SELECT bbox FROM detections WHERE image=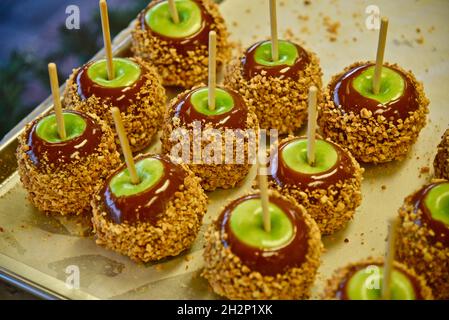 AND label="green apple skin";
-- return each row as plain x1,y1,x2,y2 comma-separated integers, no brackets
190,87,234,116
110,158,165,197
87,58,141,88
36,112,87,143
352,65,405,104
229,198,294,249
145,0,202,39
346,266,416,300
